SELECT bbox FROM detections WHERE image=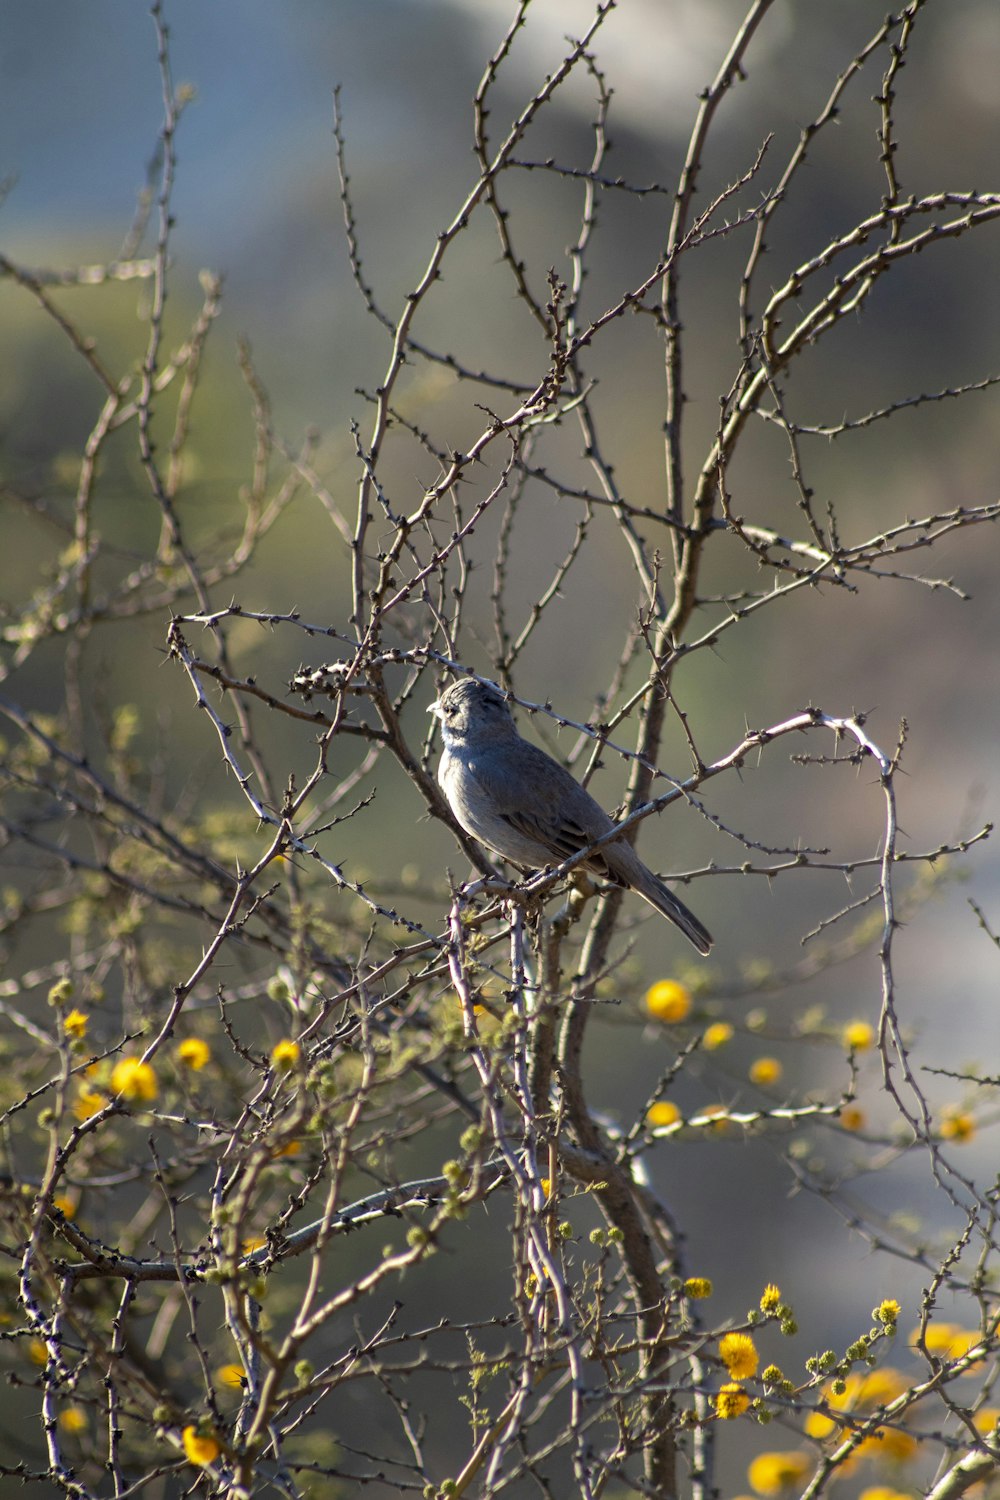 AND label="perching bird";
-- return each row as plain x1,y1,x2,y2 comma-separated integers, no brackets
430,678,712,954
